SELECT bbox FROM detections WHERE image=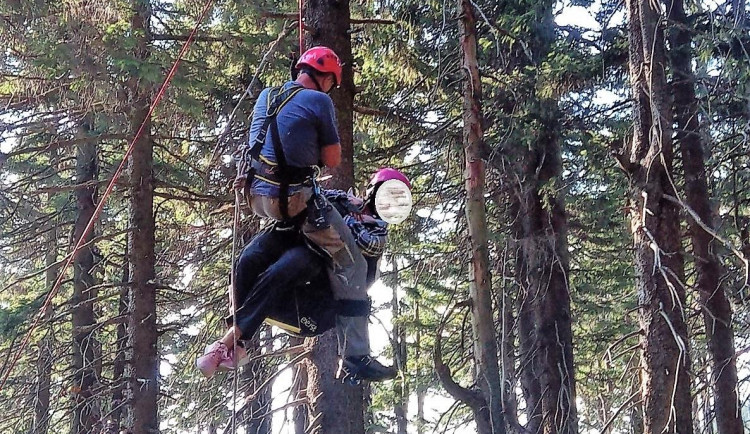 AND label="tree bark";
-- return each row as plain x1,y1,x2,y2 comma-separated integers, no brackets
518,100,578,434
624,0,693,432
667,1,743,432
126,1,158,432
492,2,577,432
33,229,57,434
111,241,129,431
305,336,366,434
415,303,426,434
518,286,542,433
303,1,365,433
458,1,505,432
72,121,101,434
